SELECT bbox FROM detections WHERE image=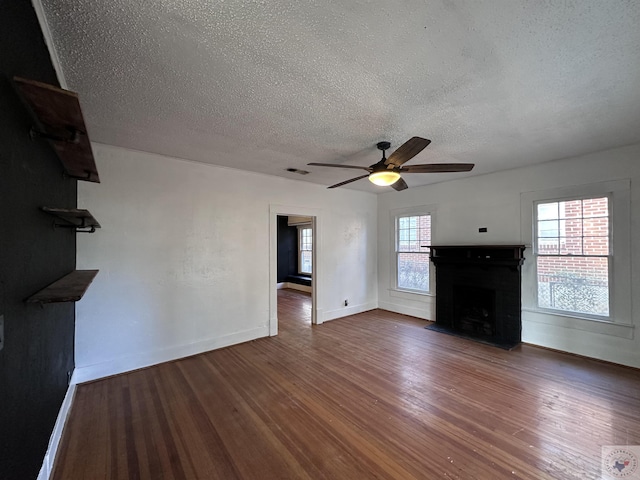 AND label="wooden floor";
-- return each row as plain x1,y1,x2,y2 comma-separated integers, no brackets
53,289,640,479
